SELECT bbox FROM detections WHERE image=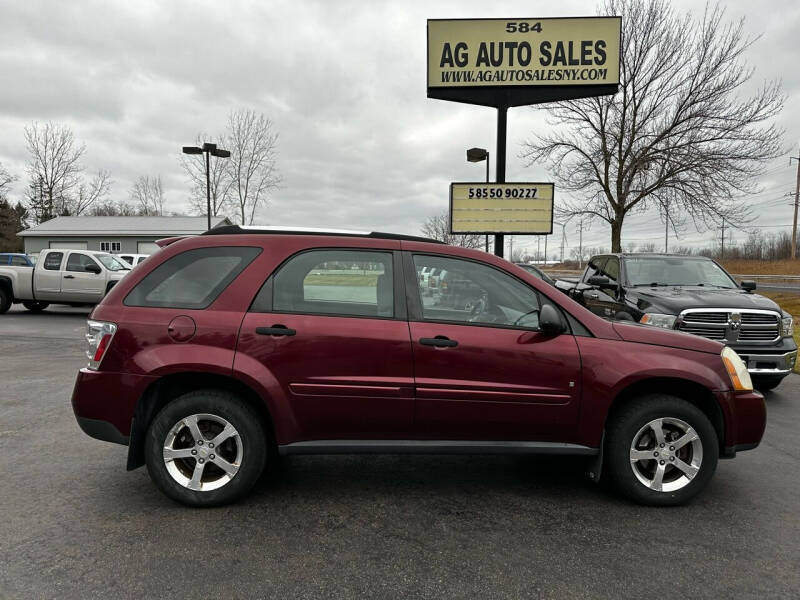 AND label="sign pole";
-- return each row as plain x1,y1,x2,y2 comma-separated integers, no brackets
495,104,507,258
